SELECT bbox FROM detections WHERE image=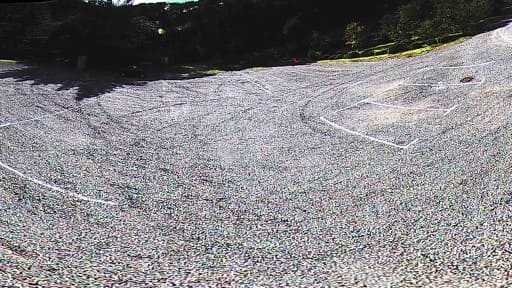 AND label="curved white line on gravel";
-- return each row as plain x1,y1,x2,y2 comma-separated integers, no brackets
0,160,117,206
327,98,372,116
400,62,492,87
443,104,459,115
437,61,494,69
400,79,485,87
476,77,486,88
493,24,512,45
318,71,392,116
364,100,458,115
449,79,486,86
320,116,419,149
242,72,274,96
